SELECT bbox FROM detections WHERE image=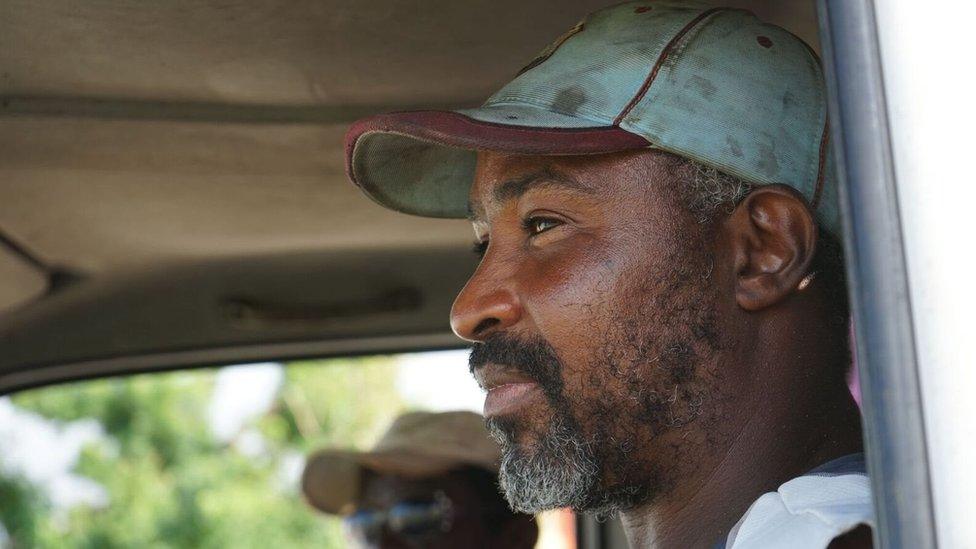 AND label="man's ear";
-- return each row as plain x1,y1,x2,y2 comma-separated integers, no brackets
725,184,817,311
